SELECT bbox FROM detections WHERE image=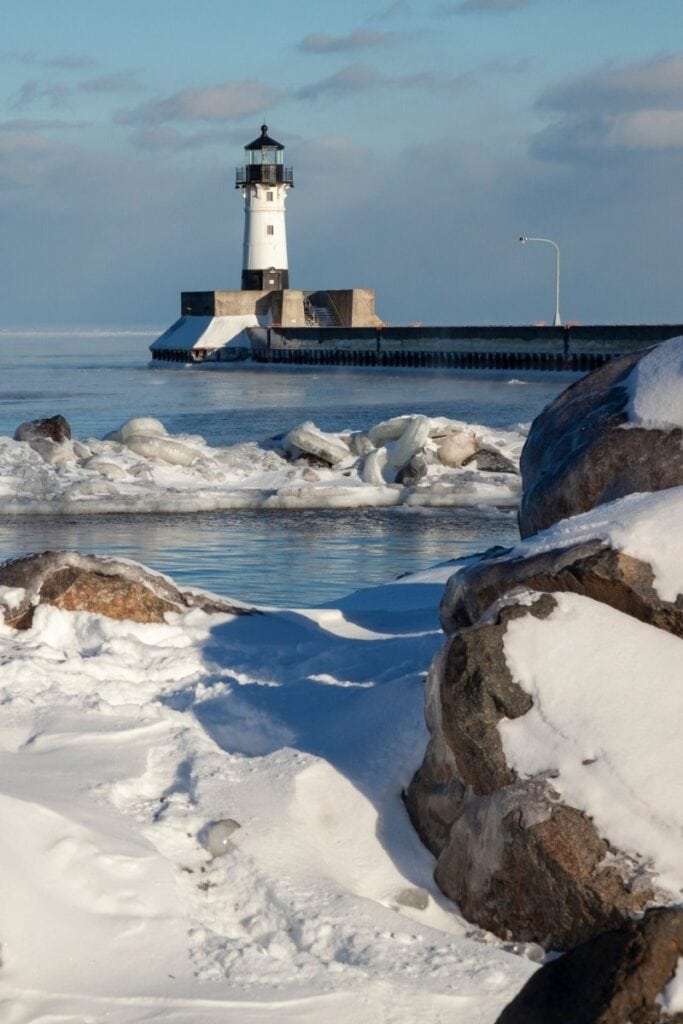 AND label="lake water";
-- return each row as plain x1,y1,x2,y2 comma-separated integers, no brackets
0,329,572,605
